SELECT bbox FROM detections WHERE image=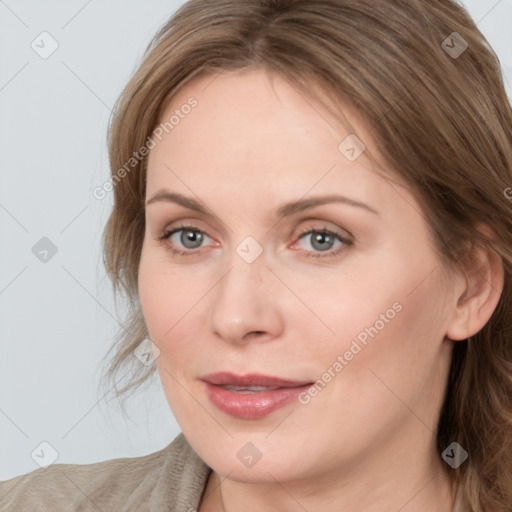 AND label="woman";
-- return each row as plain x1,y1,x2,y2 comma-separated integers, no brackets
1,0,511,510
